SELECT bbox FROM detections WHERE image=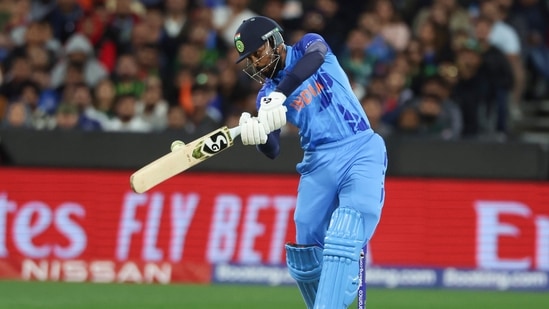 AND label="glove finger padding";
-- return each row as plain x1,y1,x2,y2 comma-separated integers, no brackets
239,112,252,126
254,120,268,144
241,117,267,145
258,105,287,133
274,106,287,130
